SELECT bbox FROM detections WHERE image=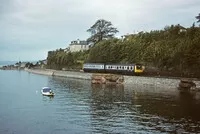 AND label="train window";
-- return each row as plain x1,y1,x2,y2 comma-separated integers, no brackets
111,66,112,69
122,66,124,69
136,65,142,70
130,67,133,70
127,67,129,70
117,66,118,69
